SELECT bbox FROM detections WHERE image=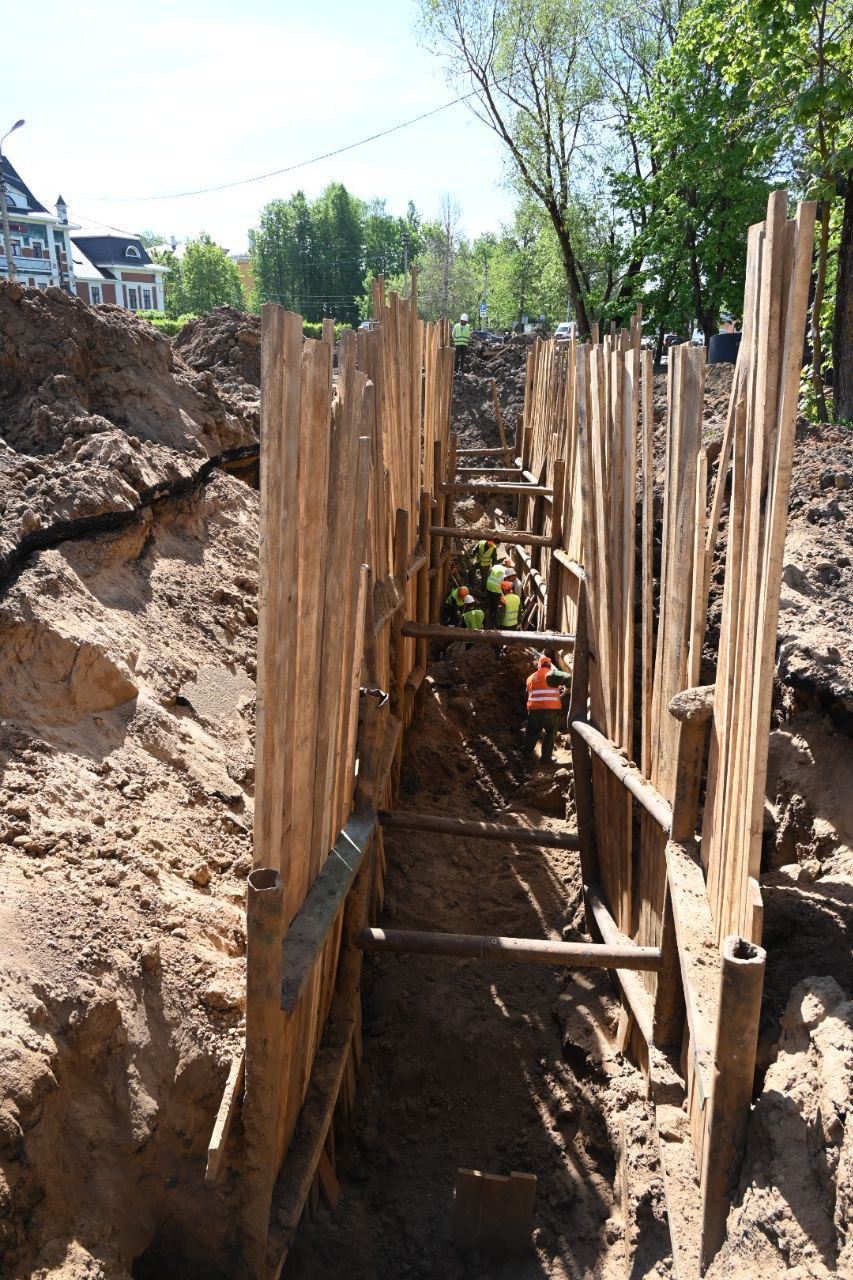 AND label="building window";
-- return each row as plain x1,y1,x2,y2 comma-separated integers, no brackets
142,288,151,309
125,245,141,259
11,239,21,255
28,277,35,287
127,287,139,309
91,286,101,304
31,241,43,259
